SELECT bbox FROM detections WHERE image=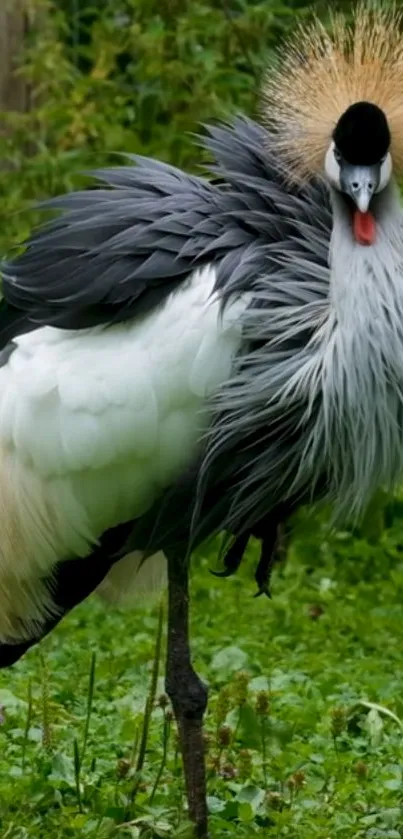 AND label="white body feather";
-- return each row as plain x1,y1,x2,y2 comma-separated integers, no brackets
0,265,246,641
